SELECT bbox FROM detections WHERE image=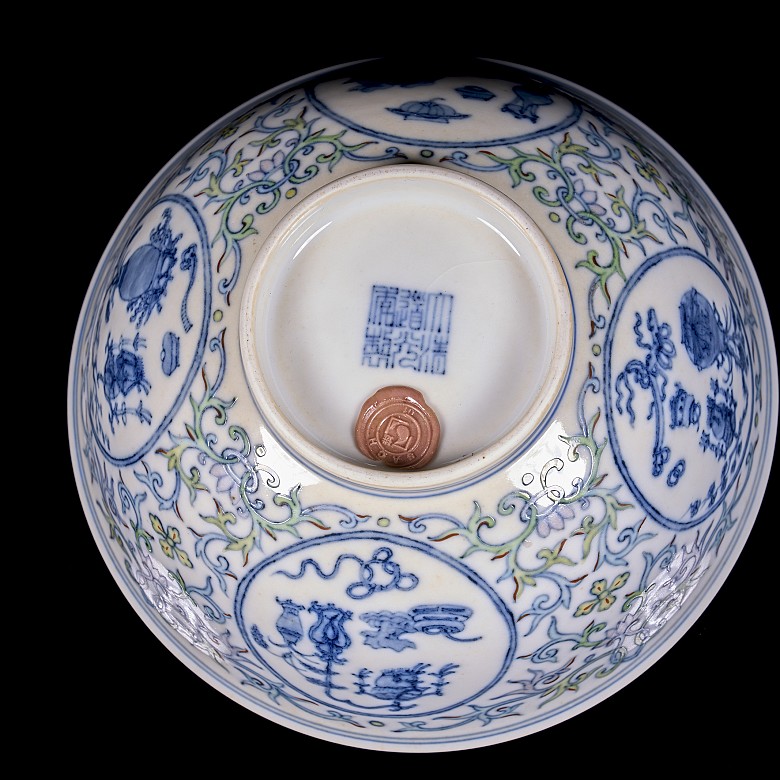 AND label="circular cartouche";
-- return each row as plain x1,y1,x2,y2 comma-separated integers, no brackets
354,386,440,469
